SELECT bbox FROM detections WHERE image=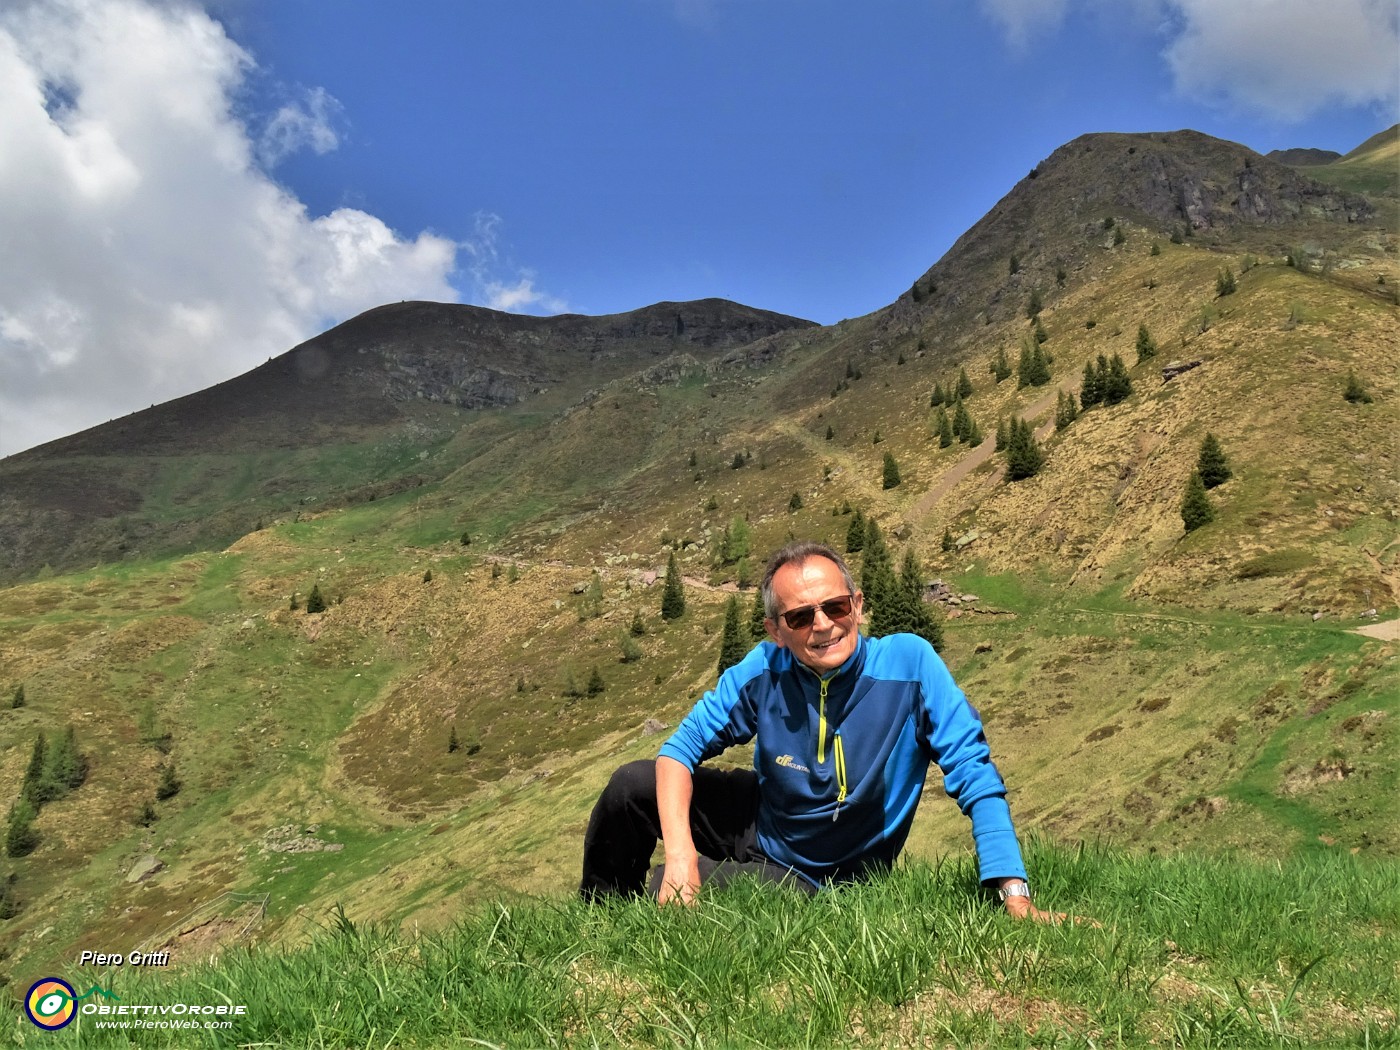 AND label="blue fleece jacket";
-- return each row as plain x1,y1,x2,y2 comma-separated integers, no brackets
659,633,1027,886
